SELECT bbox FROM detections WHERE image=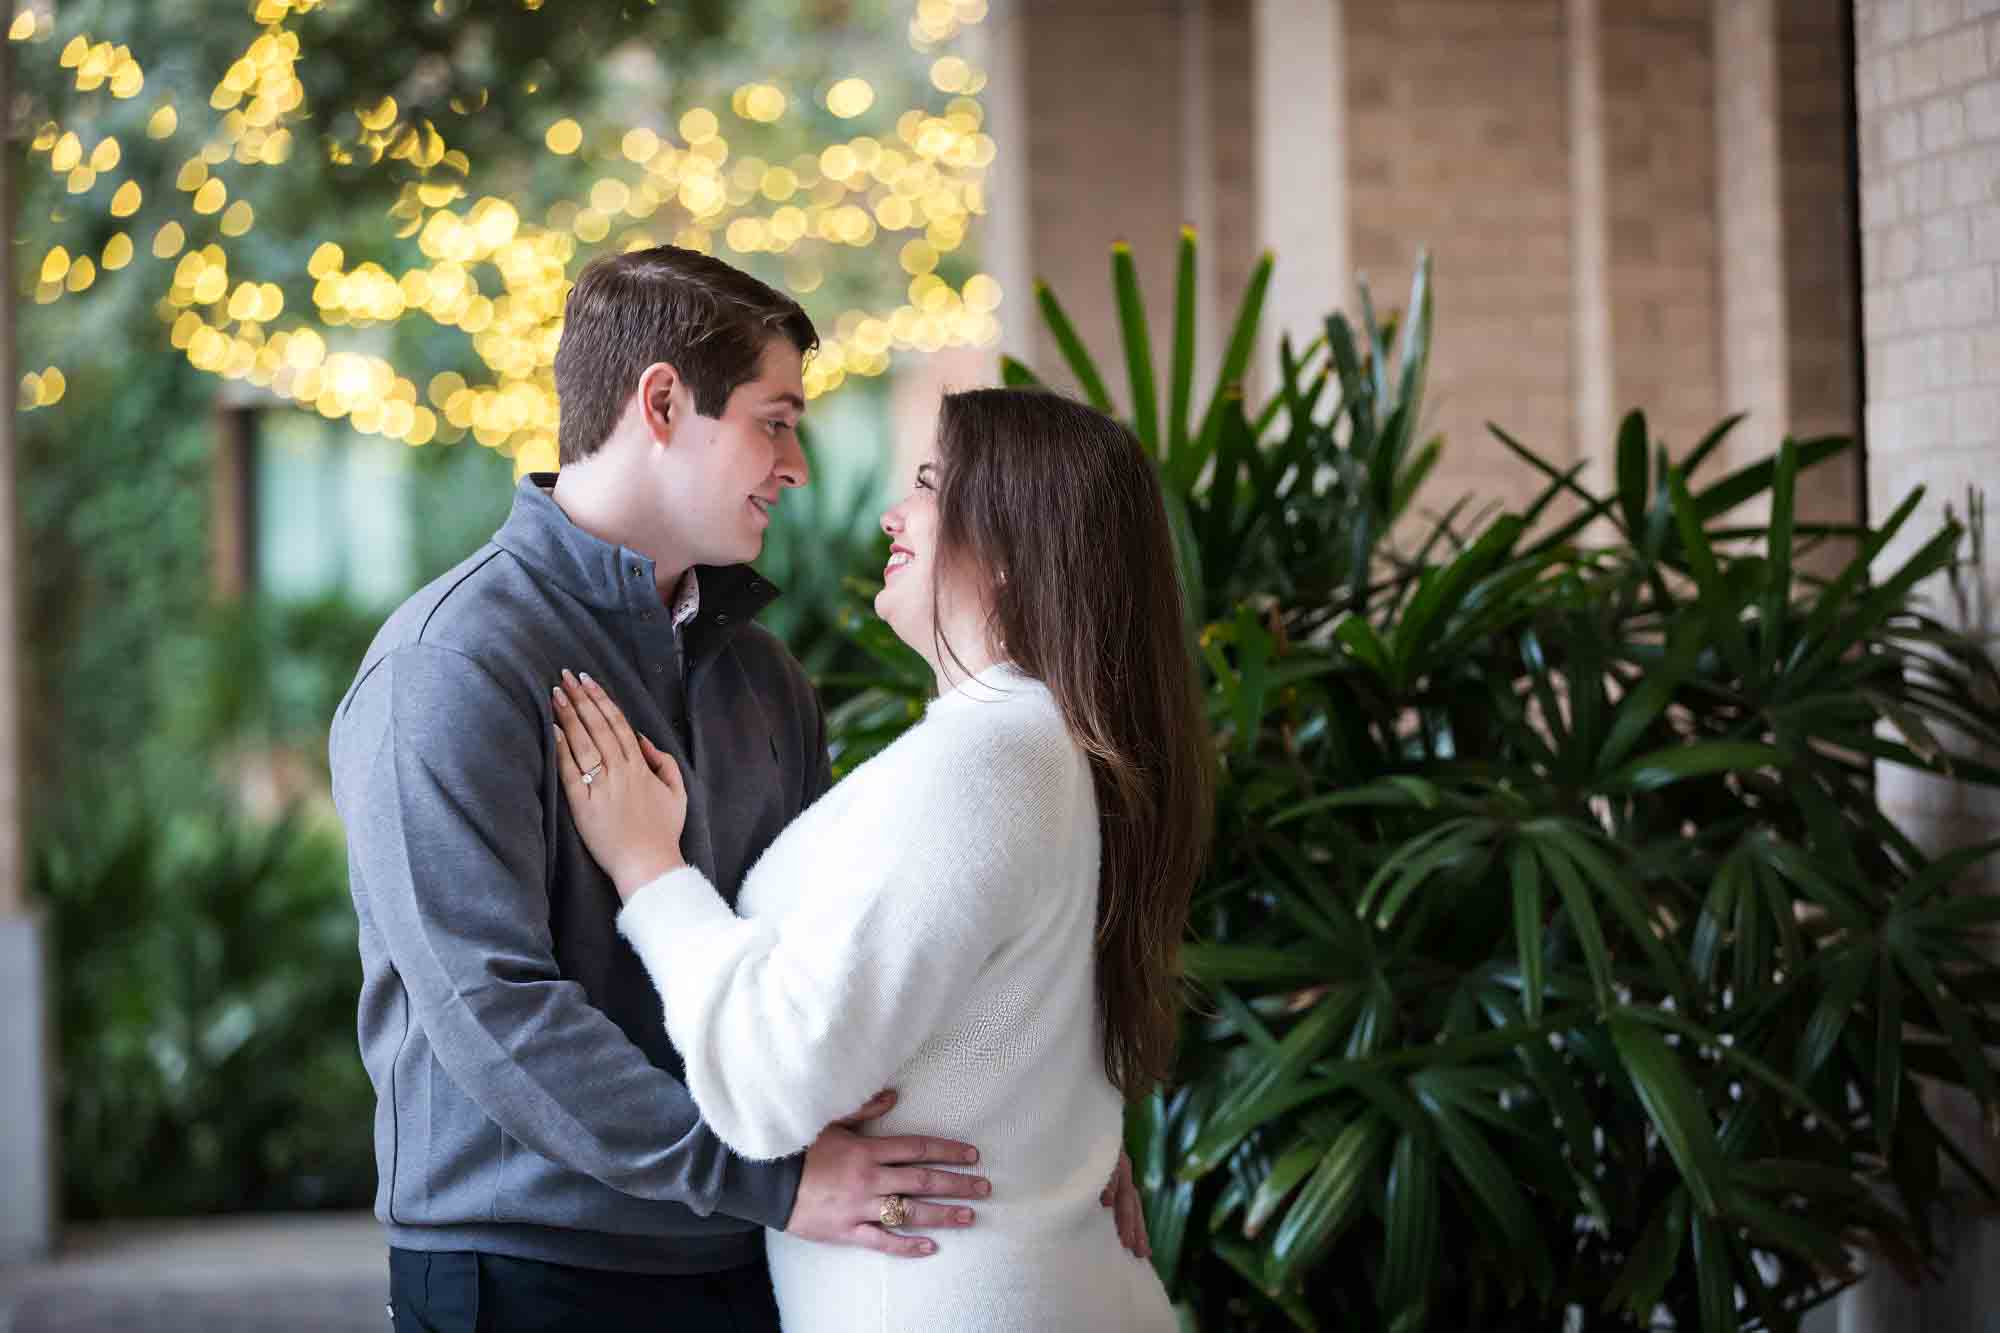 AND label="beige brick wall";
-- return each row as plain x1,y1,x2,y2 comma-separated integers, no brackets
1856,0,2000,899
993,0,1861,548
1347,0,1575,522
1000,0,1259,422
